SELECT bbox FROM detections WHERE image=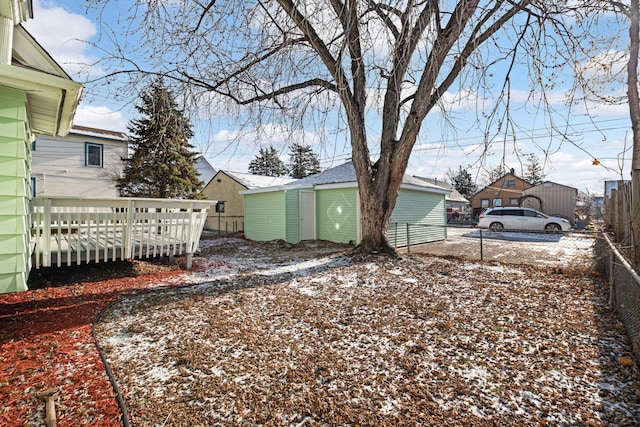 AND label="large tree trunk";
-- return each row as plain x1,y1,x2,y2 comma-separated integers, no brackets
351,135,412,256
629,0,640,262
359,191,394,254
